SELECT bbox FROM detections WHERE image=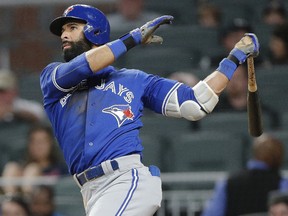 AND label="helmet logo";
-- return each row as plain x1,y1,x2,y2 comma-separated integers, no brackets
85,24,93,32
63,6,74,16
